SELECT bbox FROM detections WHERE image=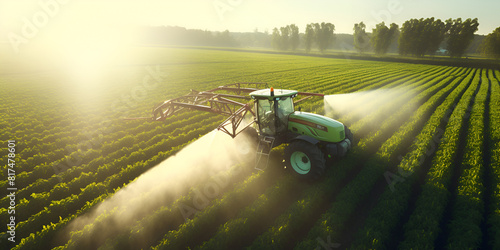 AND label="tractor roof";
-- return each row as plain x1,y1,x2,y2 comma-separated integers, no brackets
250,89,298,100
